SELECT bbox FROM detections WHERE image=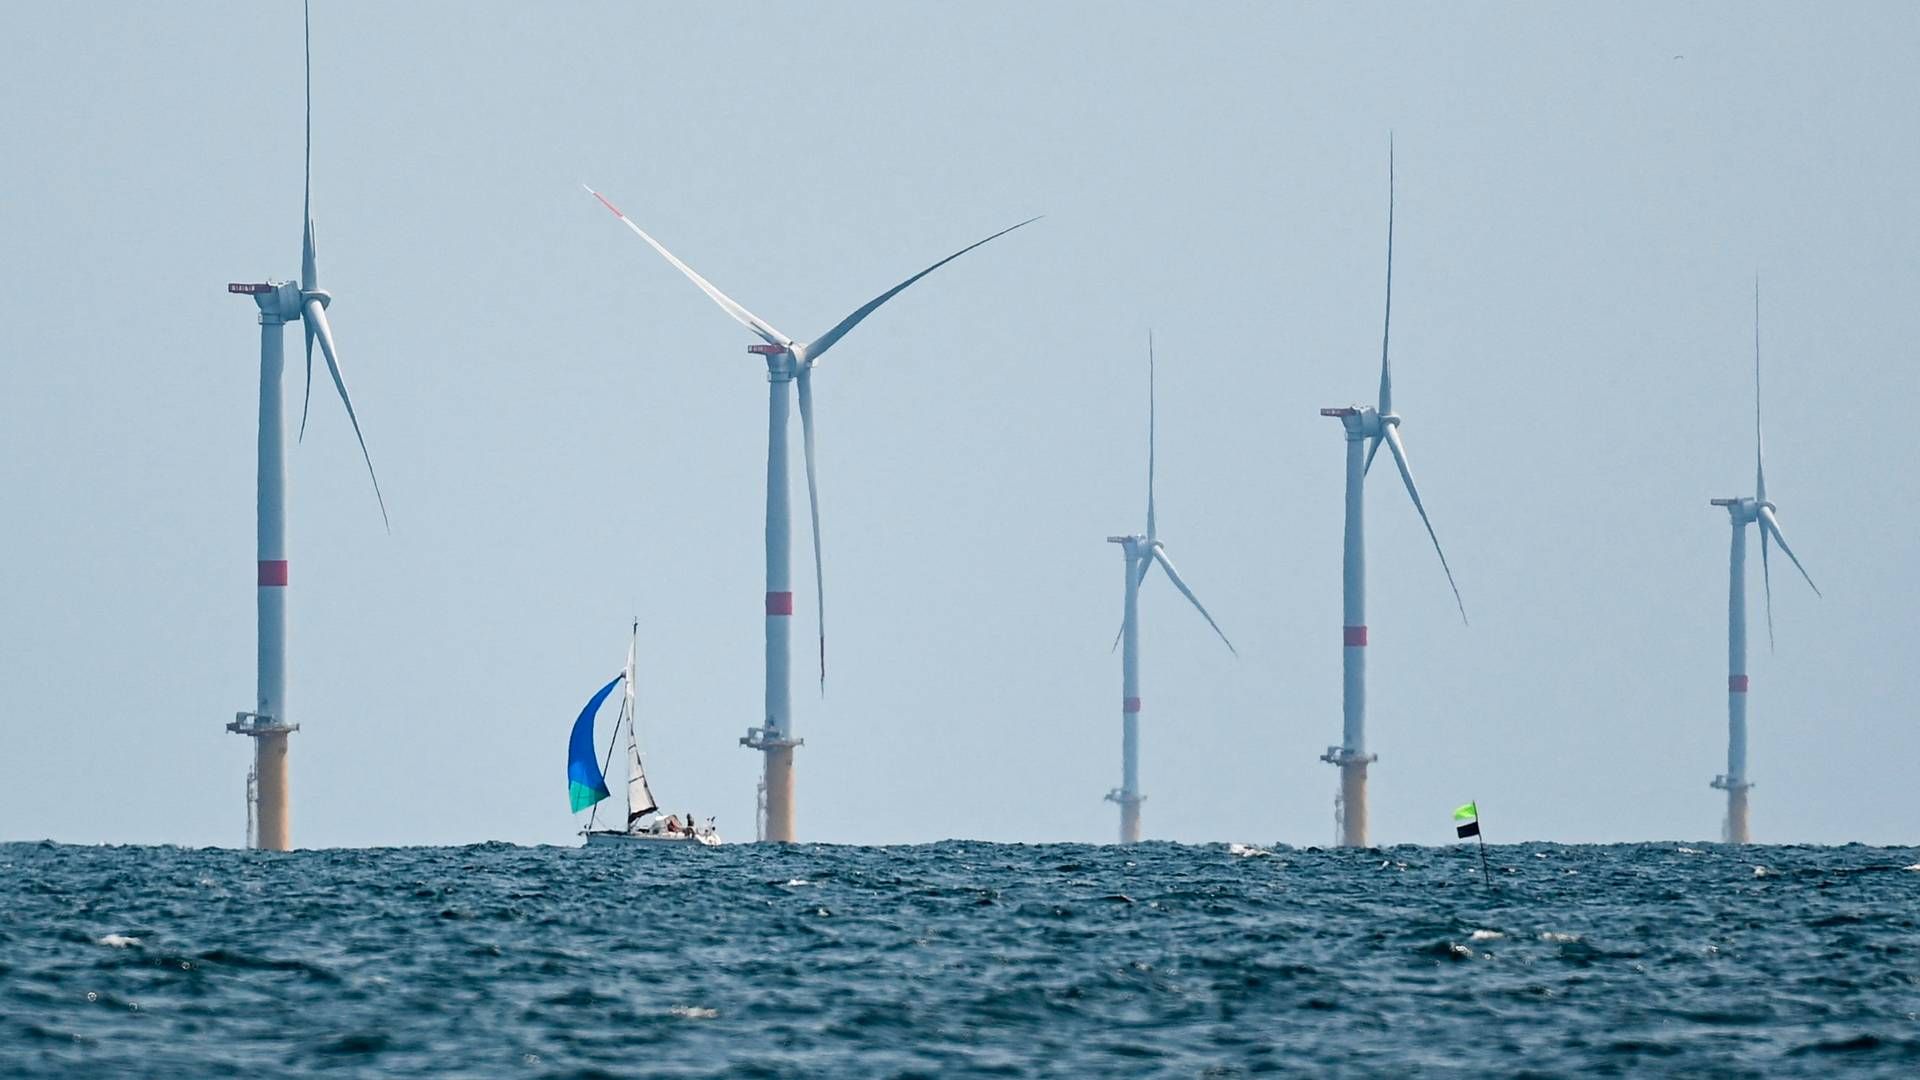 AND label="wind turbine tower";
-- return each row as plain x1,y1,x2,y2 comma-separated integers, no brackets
587,190,1035,841
1105,337,1236,843
225,1,388,851
1318,145,1467,847
1709,281,1820,844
